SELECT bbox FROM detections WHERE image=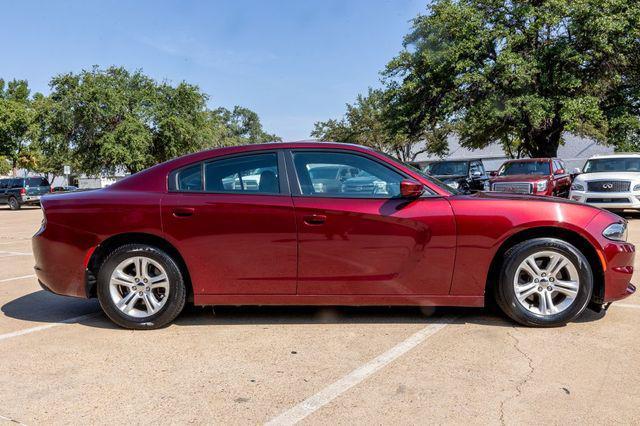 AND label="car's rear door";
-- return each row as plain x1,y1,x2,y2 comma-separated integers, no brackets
161,151,298,295
0,179,8,204
287,149,456,296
